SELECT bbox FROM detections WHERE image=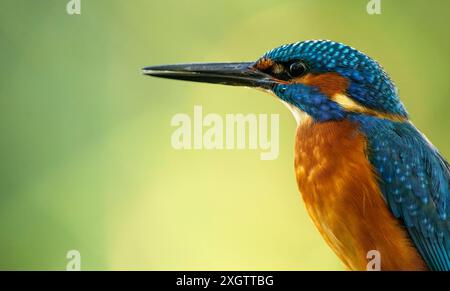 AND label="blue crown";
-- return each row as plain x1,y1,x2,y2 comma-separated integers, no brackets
265,40,408,117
